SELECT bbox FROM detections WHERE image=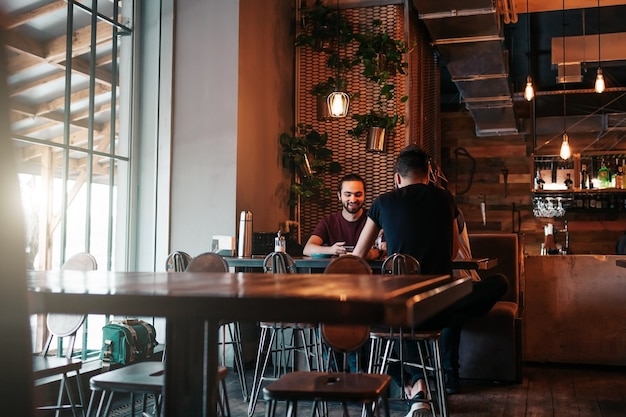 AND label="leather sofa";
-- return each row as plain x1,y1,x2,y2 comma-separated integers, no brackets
458,233,524,383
